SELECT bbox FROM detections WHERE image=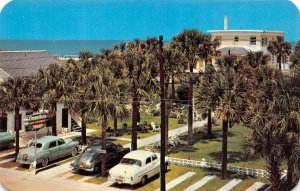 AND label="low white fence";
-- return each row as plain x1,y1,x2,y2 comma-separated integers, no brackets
168,157,269,178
